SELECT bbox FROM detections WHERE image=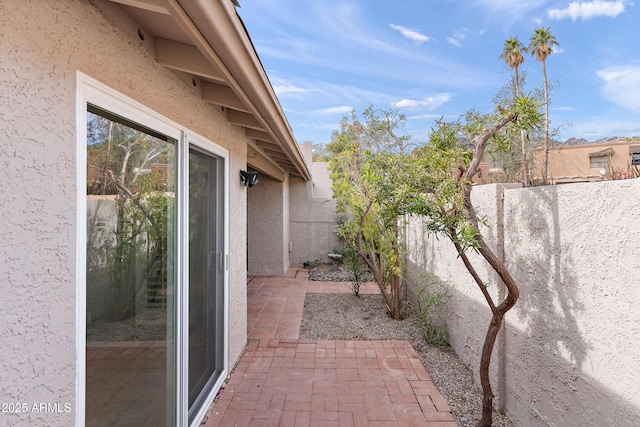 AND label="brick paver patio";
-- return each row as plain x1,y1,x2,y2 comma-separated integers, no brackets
203,267,456,427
